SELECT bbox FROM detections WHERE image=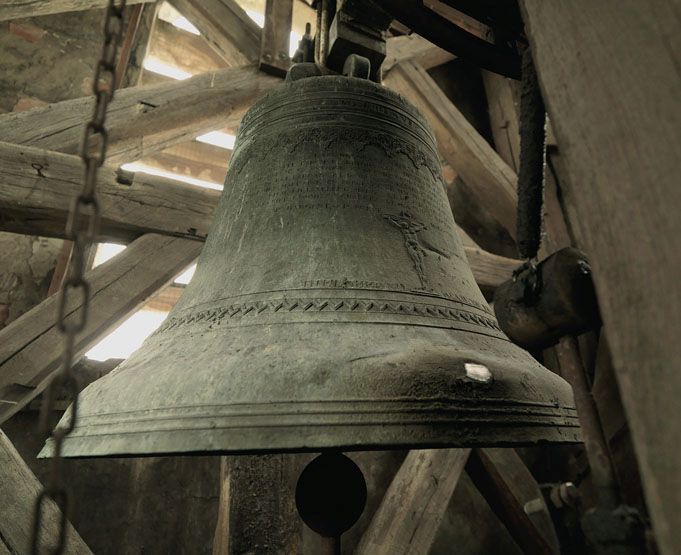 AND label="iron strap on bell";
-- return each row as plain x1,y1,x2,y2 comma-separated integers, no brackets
42,65,579,459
